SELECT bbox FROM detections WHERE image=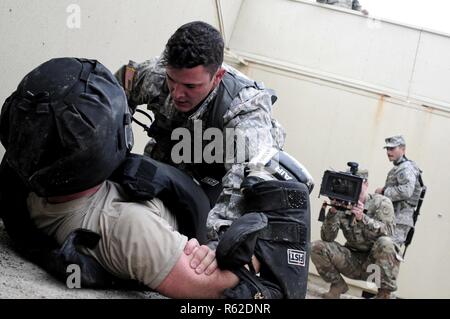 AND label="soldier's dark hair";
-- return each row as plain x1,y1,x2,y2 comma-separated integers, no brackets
162,21,224,77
